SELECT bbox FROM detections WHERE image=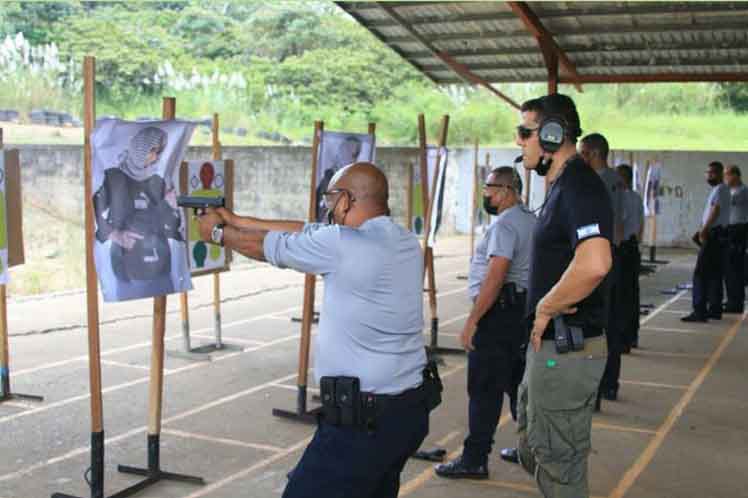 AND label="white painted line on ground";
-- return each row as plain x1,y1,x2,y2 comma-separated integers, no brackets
180,437,313,498
640,291,687,326
0,401,34,409
0,372,298,483
12,305,301,378
399,413,512,496
620,380,688,390
270,383,320,394
641,326,700,334
162,429,285,453
609,312,747,498
0,278,472,483
191,334,266,346
0,333,302,427
101,359,153,372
